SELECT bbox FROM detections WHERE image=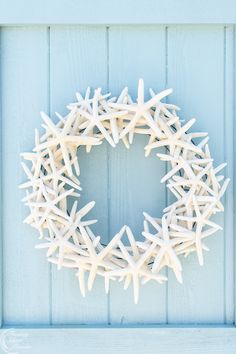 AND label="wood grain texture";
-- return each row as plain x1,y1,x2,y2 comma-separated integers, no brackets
0,29,3,327
223,26,234,324
49,25,109,324
1,0,236,24
3,327,236,354
1,27,50,324
0,24,235,333
108,26,167,324
167,25,233,323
